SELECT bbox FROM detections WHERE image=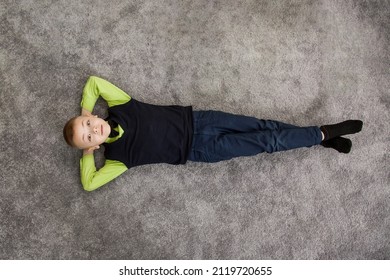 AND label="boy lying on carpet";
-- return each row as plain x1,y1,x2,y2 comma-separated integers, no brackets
63,76,363,191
